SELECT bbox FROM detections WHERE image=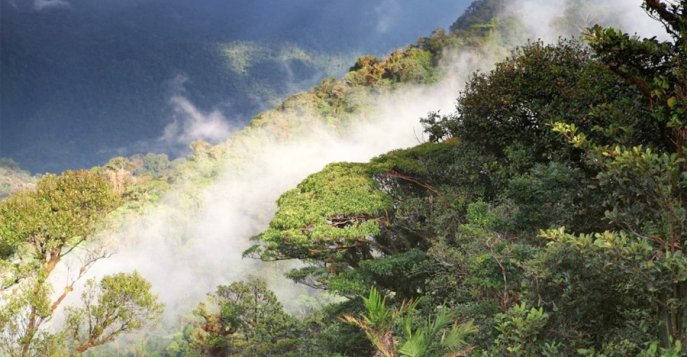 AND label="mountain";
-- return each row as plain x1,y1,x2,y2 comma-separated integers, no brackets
2,0,685,355
0,158,35,199
0,0,471,172
0,1,504,353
